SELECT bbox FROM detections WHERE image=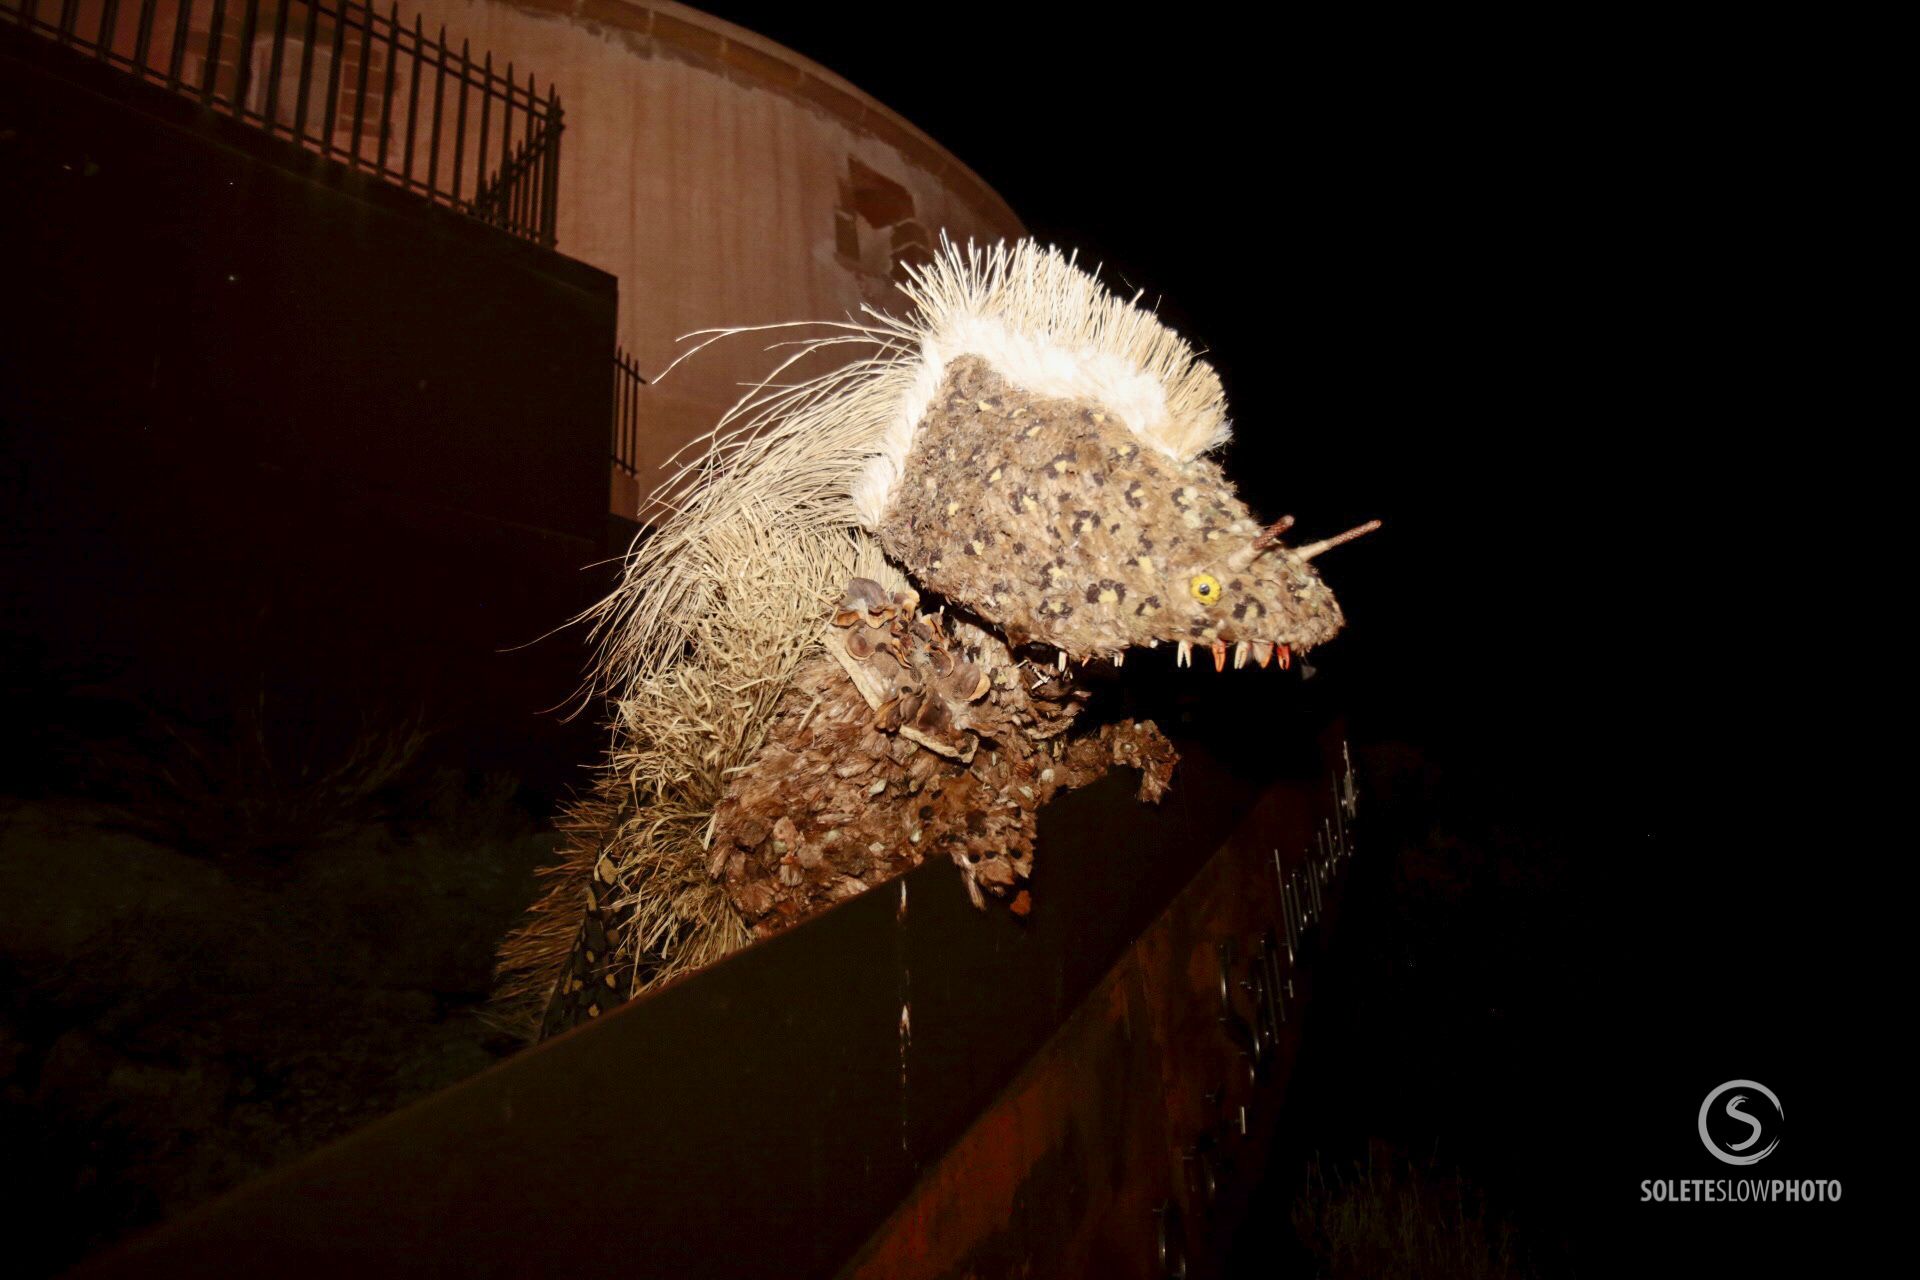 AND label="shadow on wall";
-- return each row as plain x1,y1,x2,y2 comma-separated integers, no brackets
837,156,936,308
